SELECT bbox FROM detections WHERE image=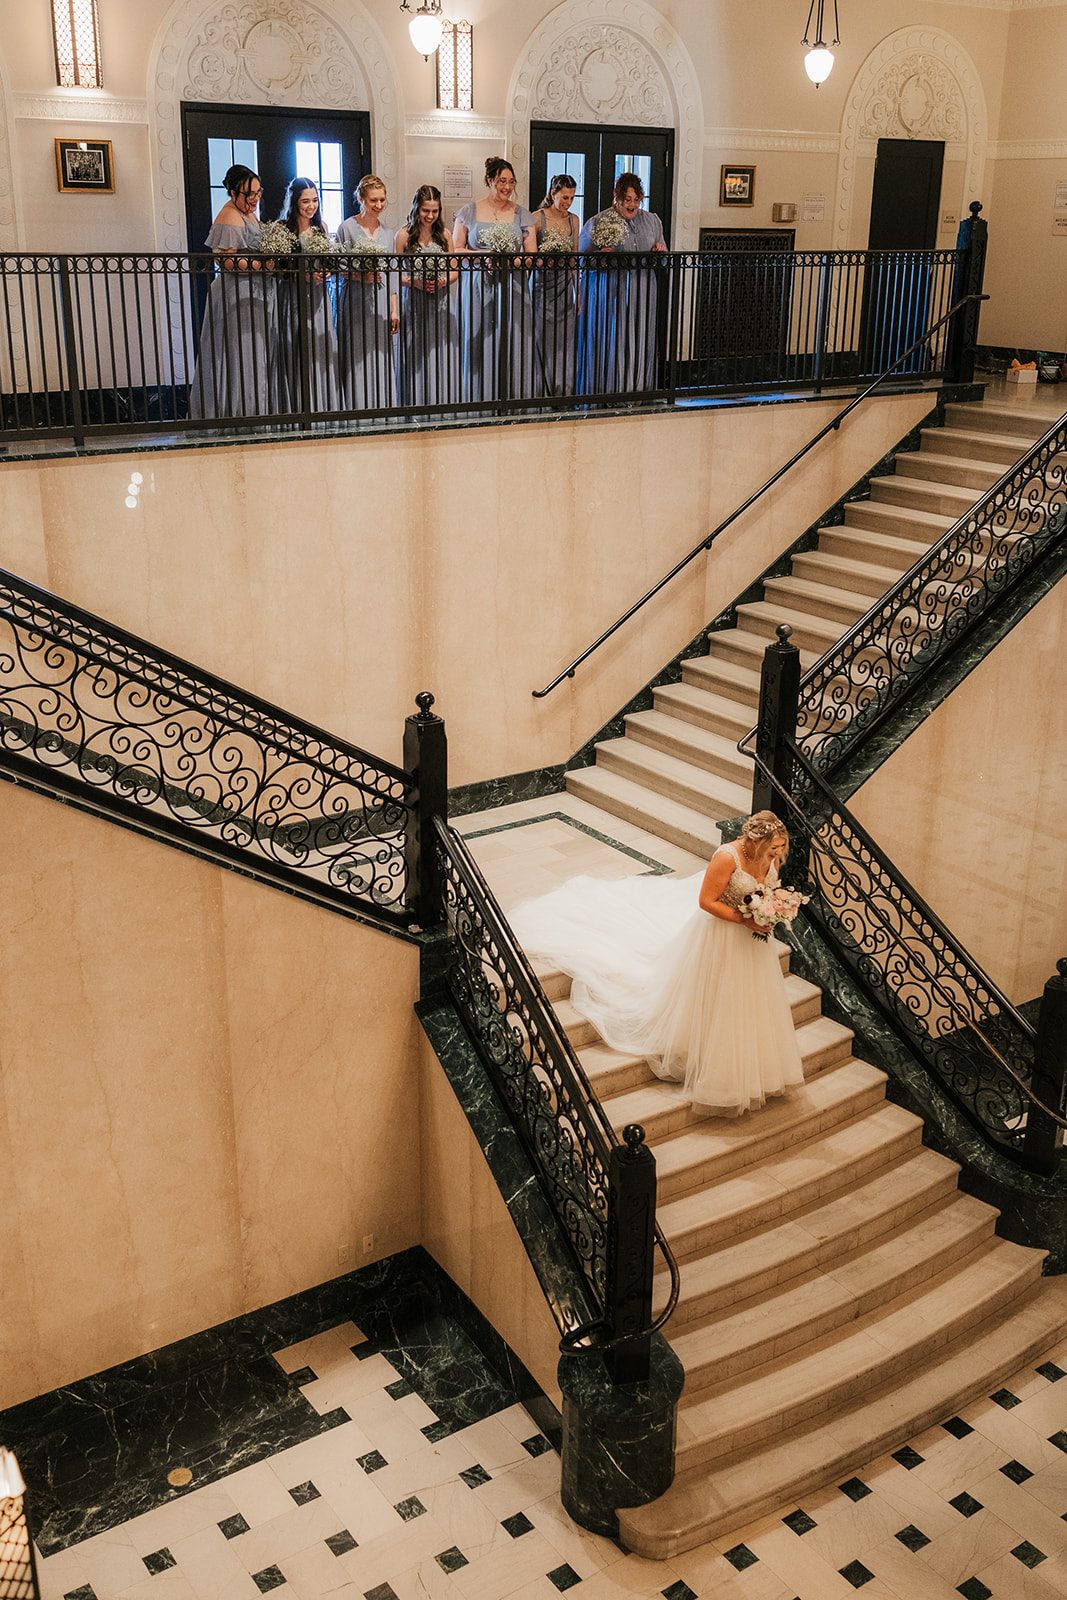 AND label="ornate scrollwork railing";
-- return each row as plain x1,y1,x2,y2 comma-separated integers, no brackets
795,408,1067,776
0,568,415,925
432,816,679,1365
759,742,1057,1164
